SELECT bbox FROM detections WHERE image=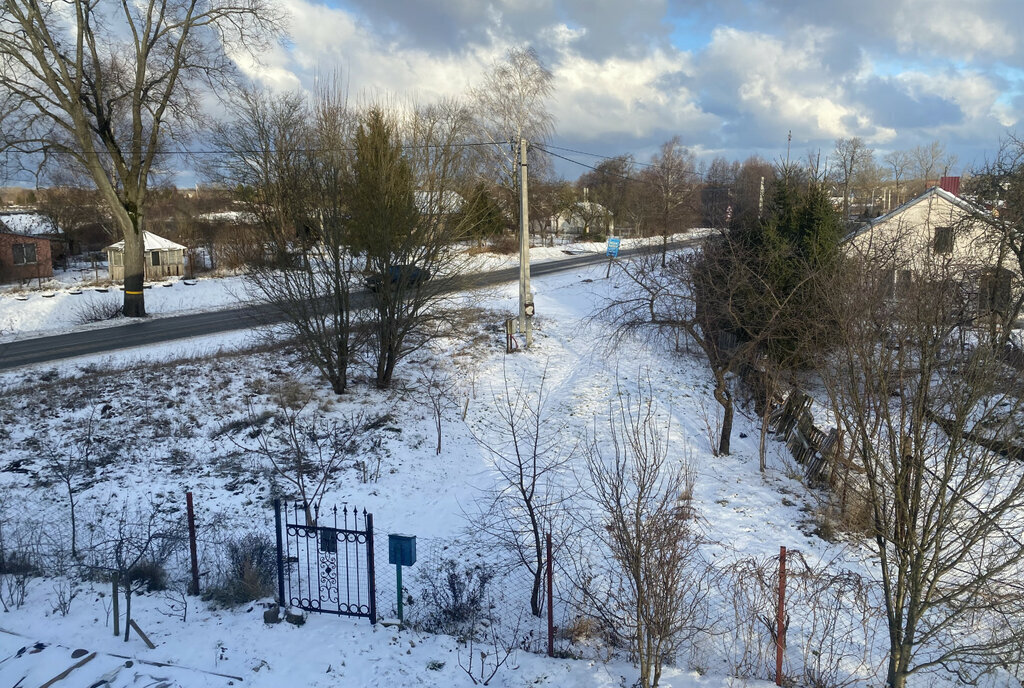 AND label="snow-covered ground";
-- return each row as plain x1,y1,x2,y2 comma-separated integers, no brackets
0,244,1017,688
